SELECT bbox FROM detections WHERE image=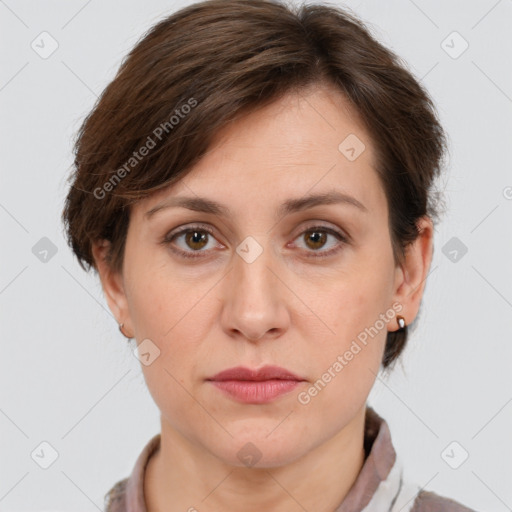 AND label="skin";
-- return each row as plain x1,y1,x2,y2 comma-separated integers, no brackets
93,82,433,512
